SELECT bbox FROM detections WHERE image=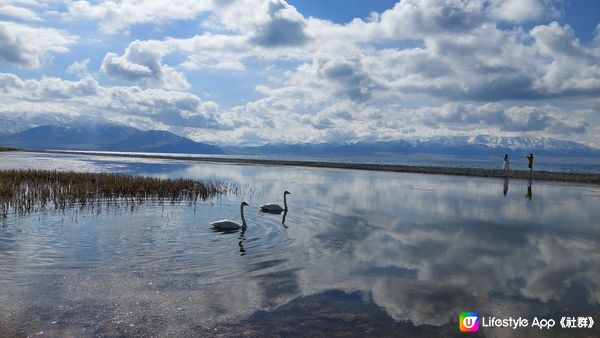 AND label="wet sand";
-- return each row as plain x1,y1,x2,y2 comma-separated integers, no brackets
26,149,600,185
